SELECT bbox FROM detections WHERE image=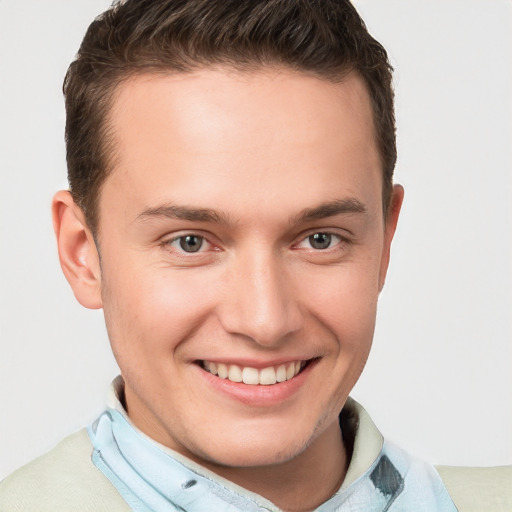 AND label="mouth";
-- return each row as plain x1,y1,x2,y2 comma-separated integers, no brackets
198,359,312,386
